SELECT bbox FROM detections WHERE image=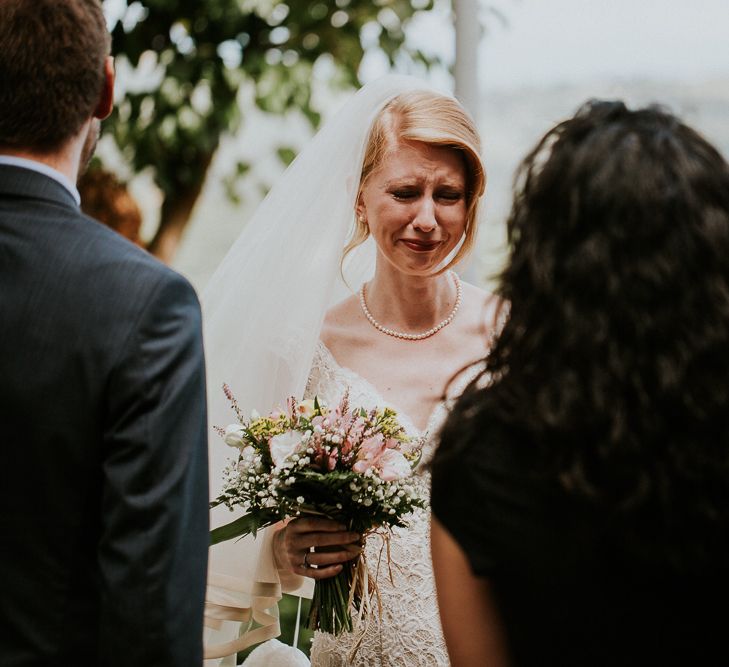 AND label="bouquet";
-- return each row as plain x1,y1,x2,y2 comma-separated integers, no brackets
210,385,425,636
